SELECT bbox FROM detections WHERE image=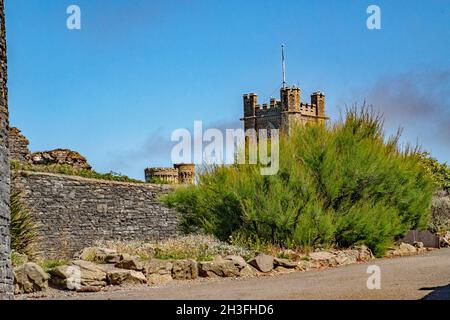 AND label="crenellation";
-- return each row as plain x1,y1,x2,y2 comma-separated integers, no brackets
145,164,196,185
241,84,329,134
